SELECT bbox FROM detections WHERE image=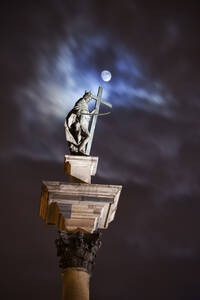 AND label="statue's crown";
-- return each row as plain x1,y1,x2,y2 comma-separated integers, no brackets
84,90,92,97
